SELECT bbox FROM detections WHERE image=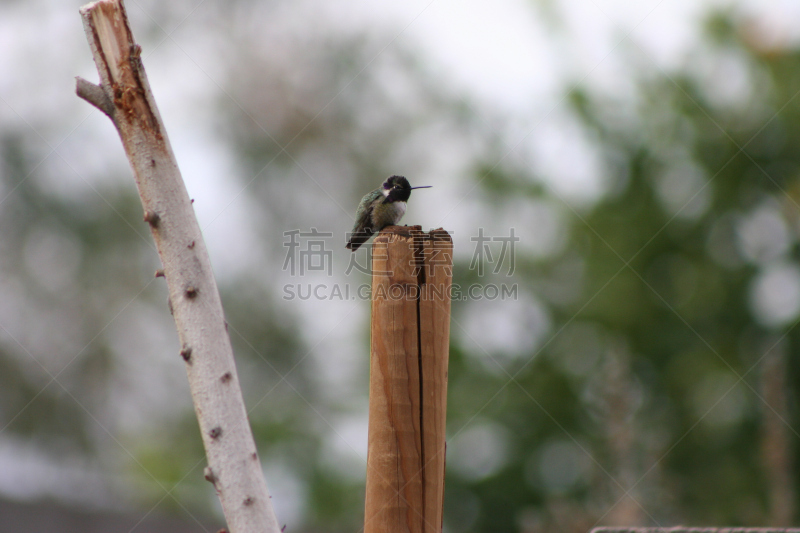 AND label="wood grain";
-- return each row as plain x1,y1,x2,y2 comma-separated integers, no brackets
365,226,452,533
